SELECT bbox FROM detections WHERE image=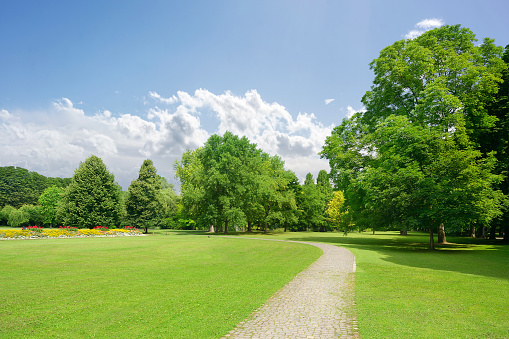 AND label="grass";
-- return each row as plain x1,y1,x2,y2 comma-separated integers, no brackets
0,232,321,338
226,231,509,339
3,228,508,338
